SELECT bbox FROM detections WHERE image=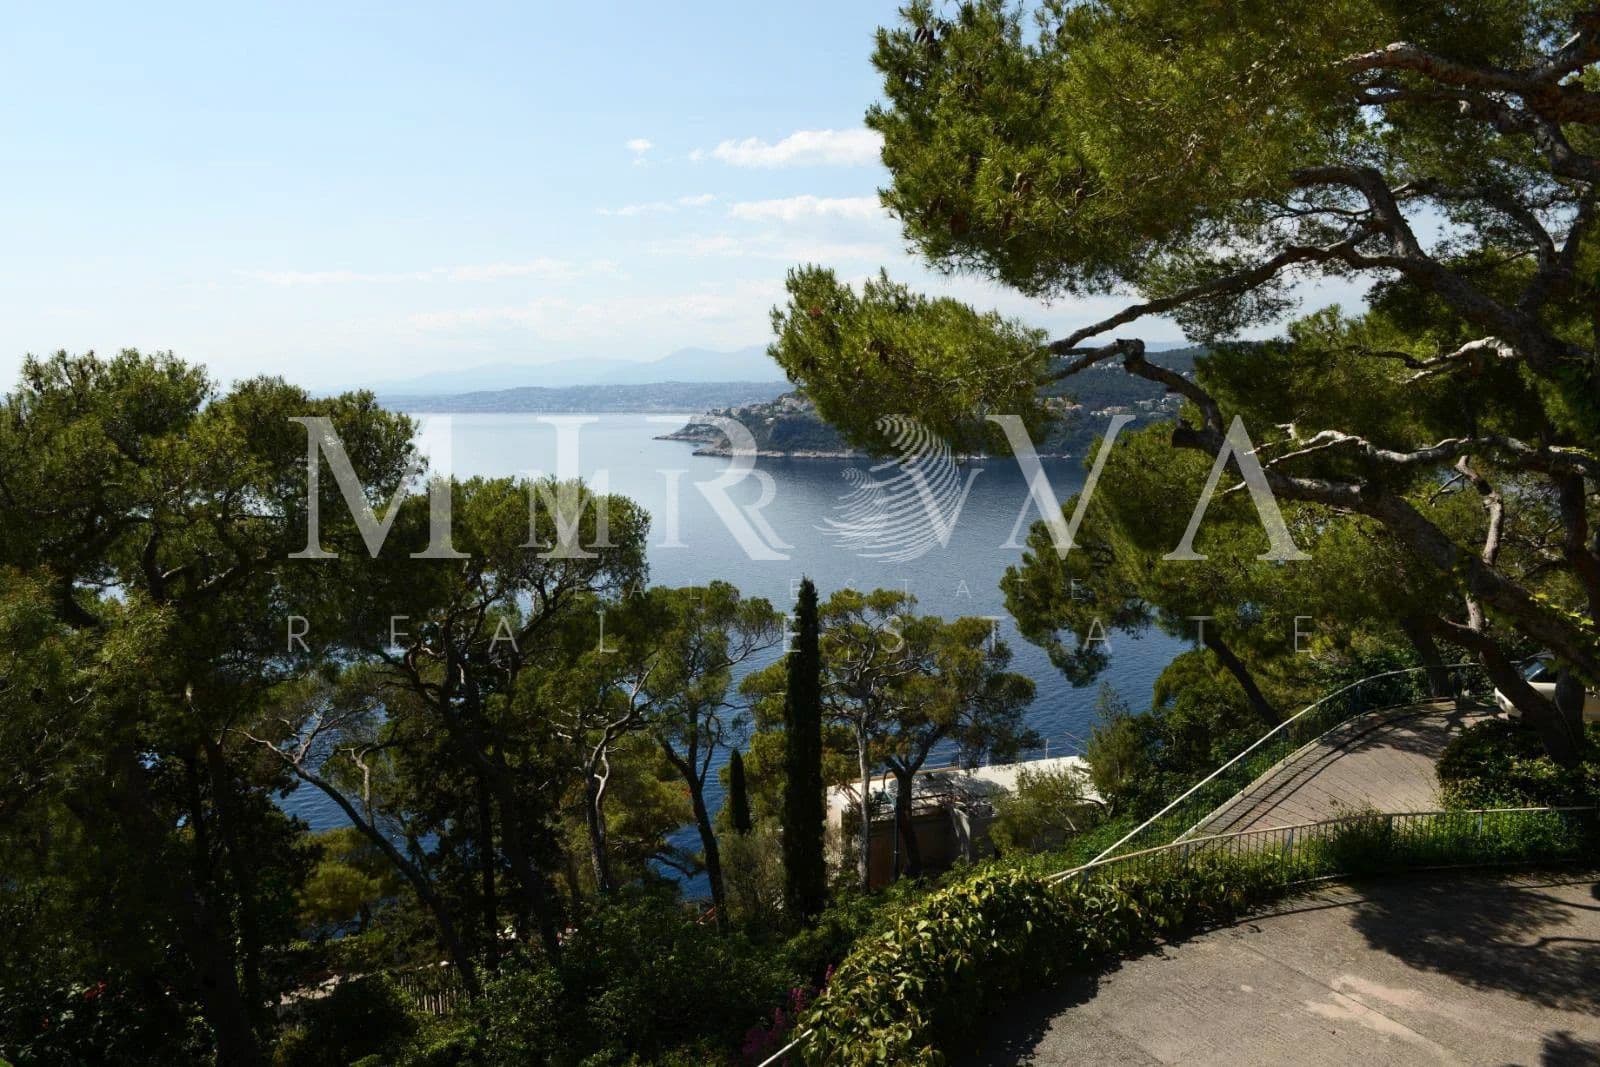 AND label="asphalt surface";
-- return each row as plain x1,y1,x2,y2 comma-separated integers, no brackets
1194,702,1496,837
